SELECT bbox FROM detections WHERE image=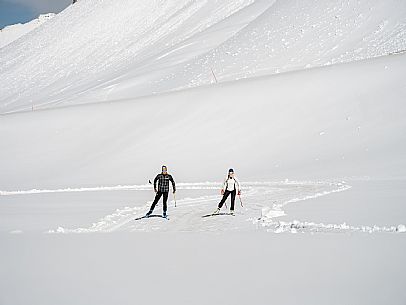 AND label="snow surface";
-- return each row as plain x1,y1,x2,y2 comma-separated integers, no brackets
1,48,405,305
0,1,405,304
1,233,405,305
1,0,406,113
1,52,405,189
0,14,55,49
